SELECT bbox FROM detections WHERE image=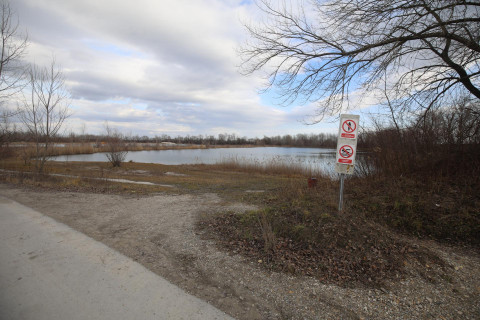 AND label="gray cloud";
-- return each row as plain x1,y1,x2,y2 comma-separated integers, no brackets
12,0,320,137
